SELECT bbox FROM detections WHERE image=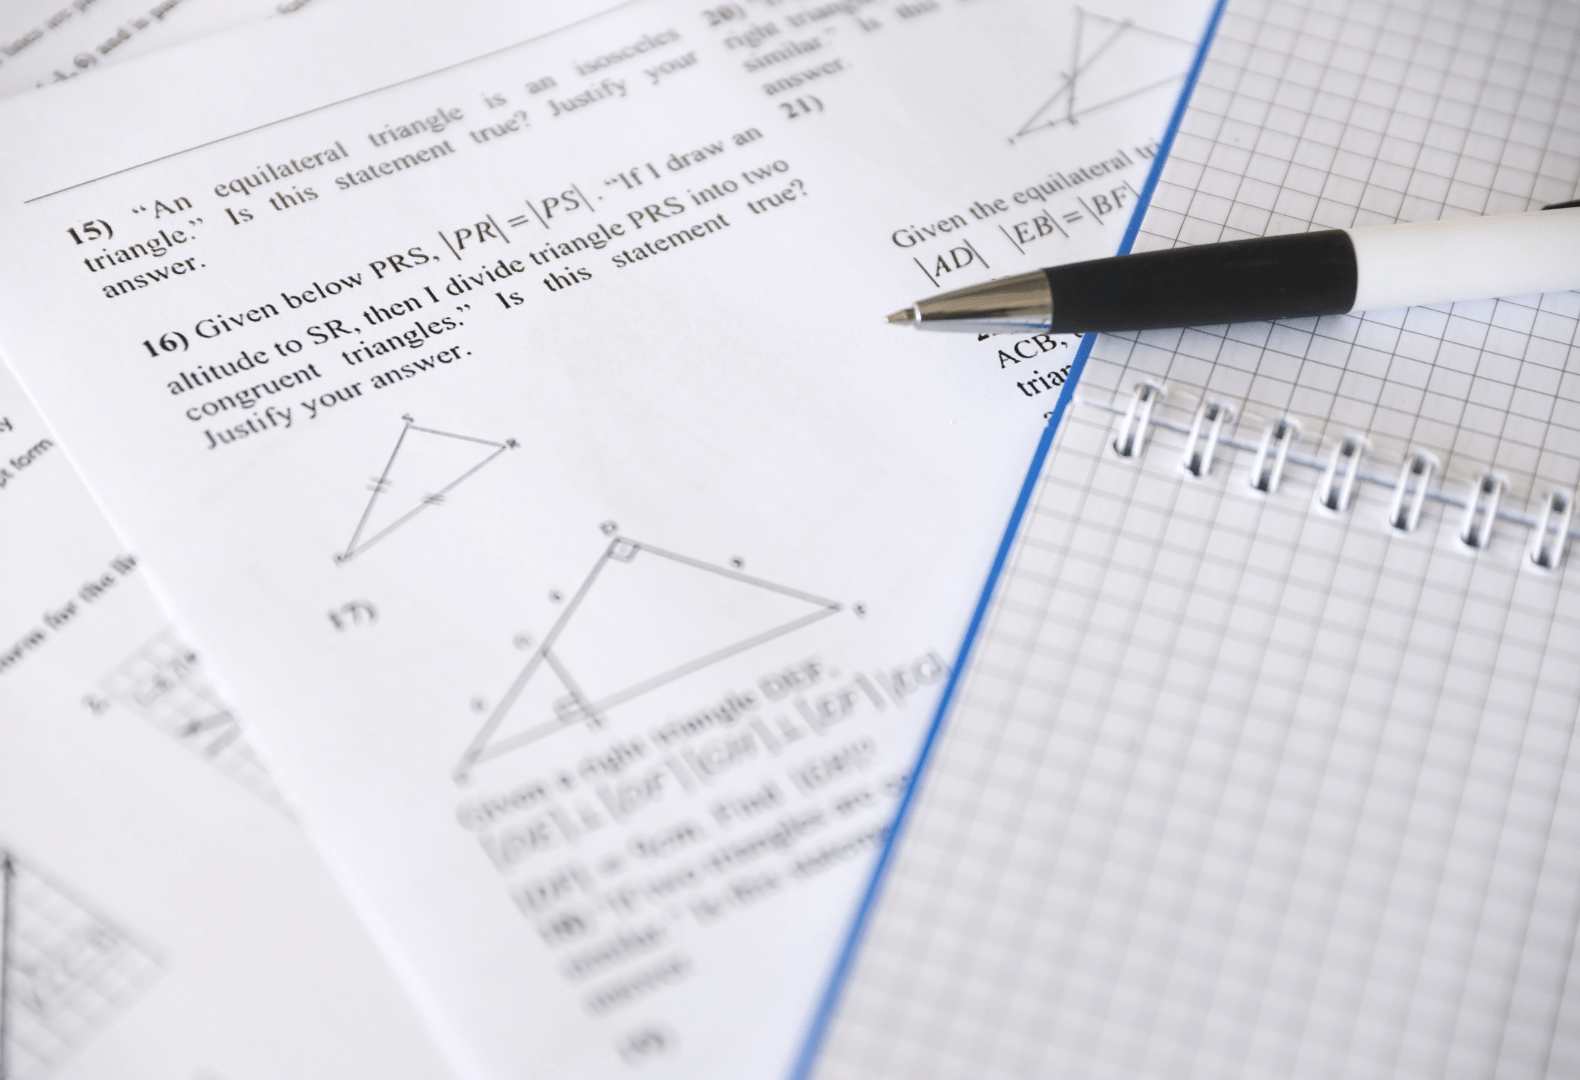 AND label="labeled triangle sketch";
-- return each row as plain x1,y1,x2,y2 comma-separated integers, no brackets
1016,8,1197,137
99,628,290,815
456,537,841,779
337,418,516,563
1,851,162,1080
